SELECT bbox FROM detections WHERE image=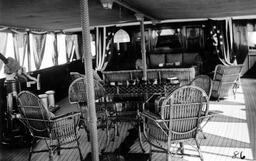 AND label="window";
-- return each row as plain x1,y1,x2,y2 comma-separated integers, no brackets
57,34,67,65
0,33,15,78
0,32,81,78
